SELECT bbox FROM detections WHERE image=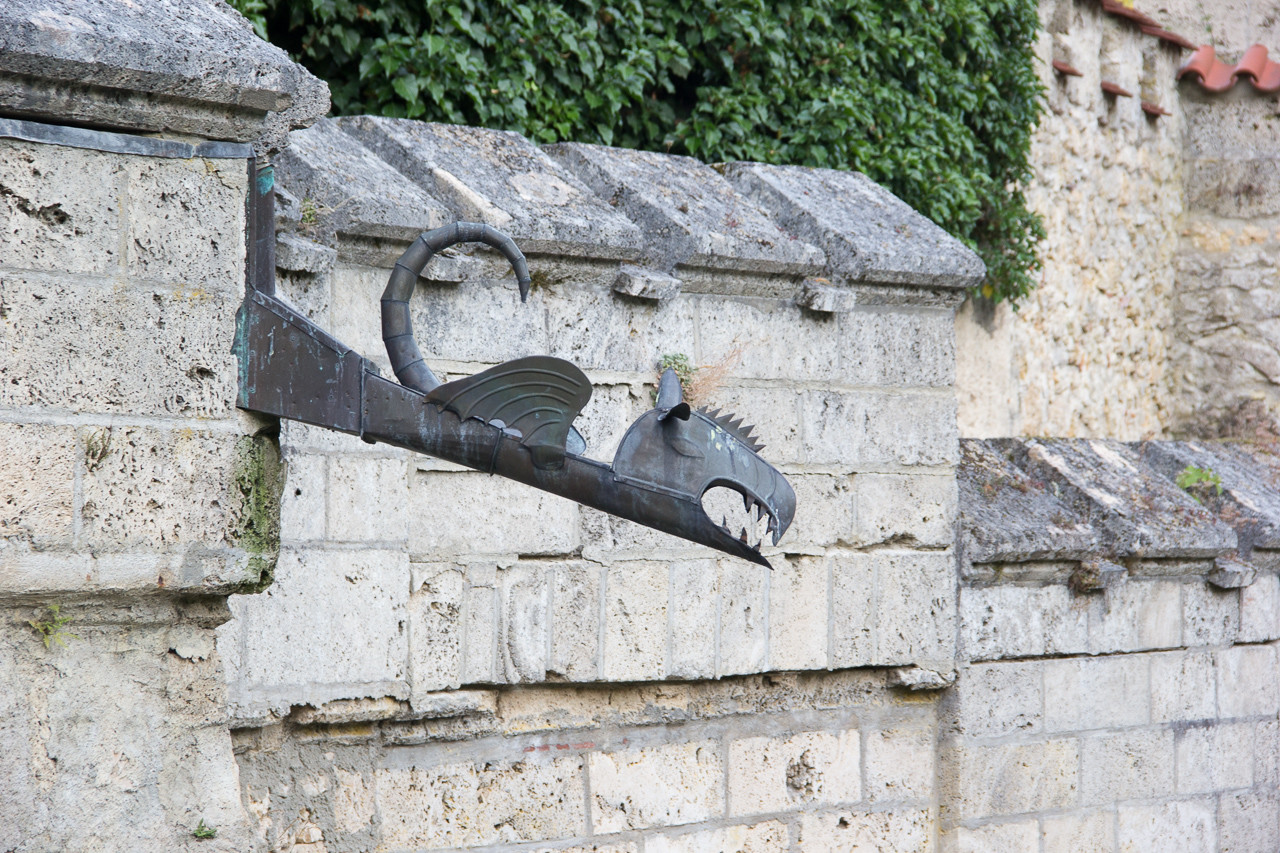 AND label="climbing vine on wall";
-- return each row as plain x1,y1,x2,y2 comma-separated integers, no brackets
231,0,1045,303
